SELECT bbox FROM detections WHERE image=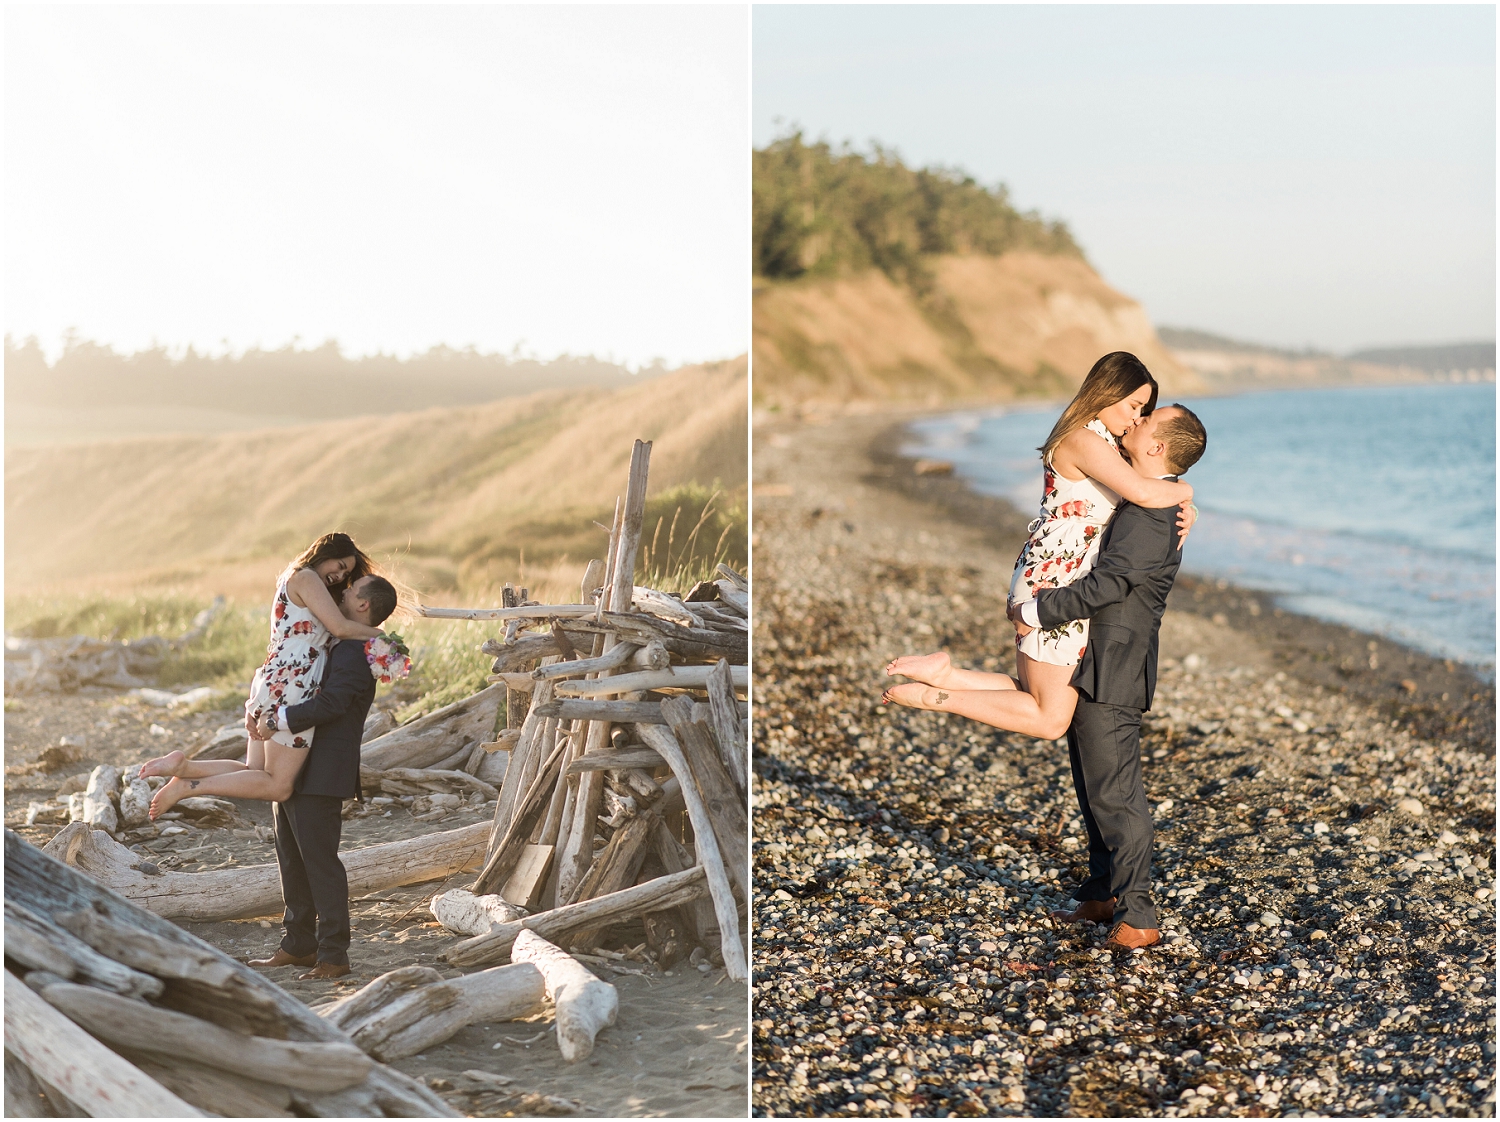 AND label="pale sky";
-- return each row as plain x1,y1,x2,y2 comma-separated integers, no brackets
6,6,749,367
754,5,1495,354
